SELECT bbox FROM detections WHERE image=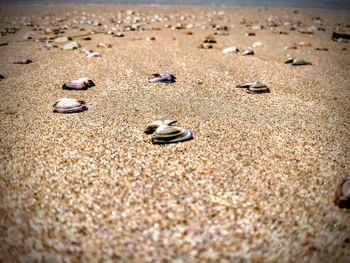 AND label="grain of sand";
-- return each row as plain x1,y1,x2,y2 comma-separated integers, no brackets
0,4,349,262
